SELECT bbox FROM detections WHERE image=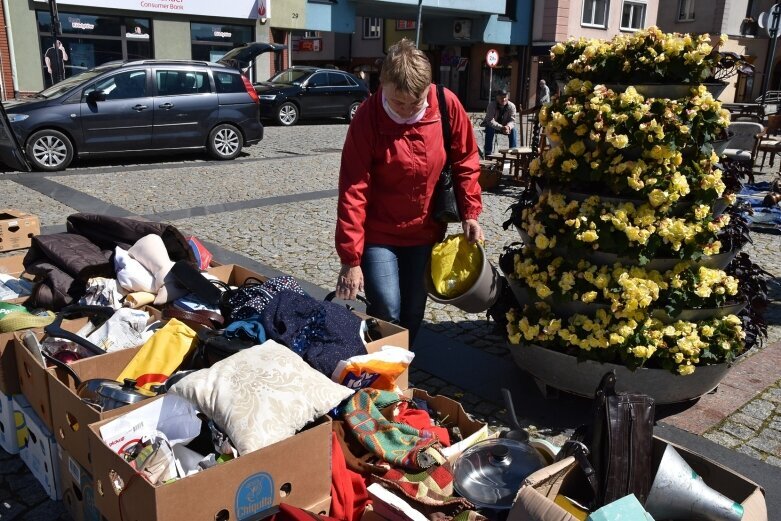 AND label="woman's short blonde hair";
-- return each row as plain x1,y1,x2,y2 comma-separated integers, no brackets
379,38,432,99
